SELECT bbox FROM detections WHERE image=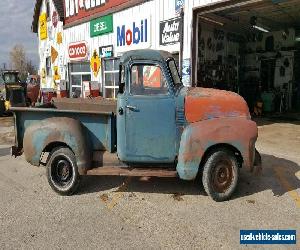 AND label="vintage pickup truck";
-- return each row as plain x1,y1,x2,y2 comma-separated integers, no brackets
11,50,261,201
